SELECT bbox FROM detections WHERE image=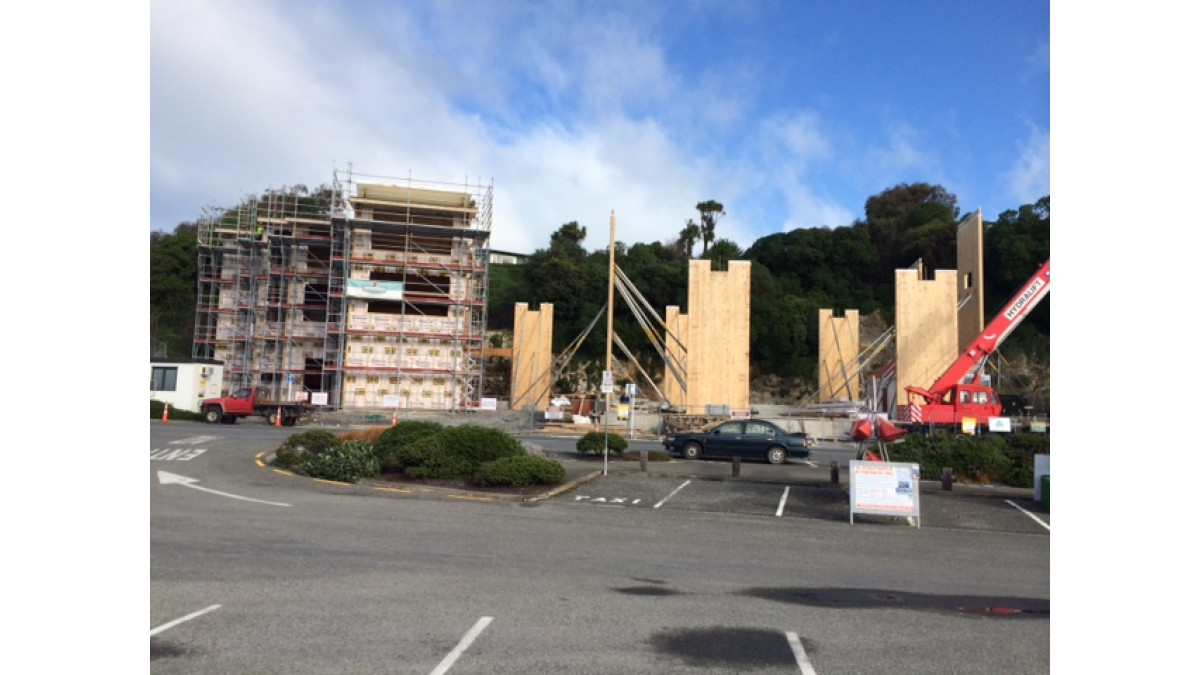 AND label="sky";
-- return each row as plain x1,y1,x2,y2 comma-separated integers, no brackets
150,0,1049,254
